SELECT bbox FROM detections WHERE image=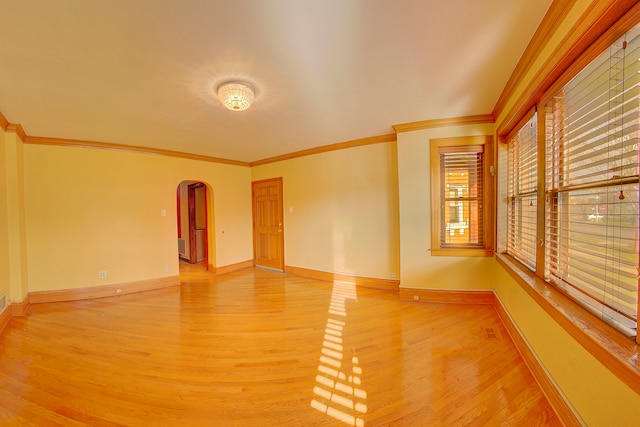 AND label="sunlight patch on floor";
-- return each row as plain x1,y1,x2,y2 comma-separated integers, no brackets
311,281,367,426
